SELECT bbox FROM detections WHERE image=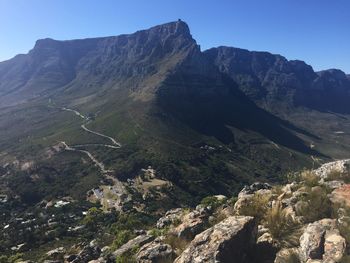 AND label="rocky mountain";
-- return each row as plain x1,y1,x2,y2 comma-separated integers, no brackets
0,20,350,261
204,47,350,114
